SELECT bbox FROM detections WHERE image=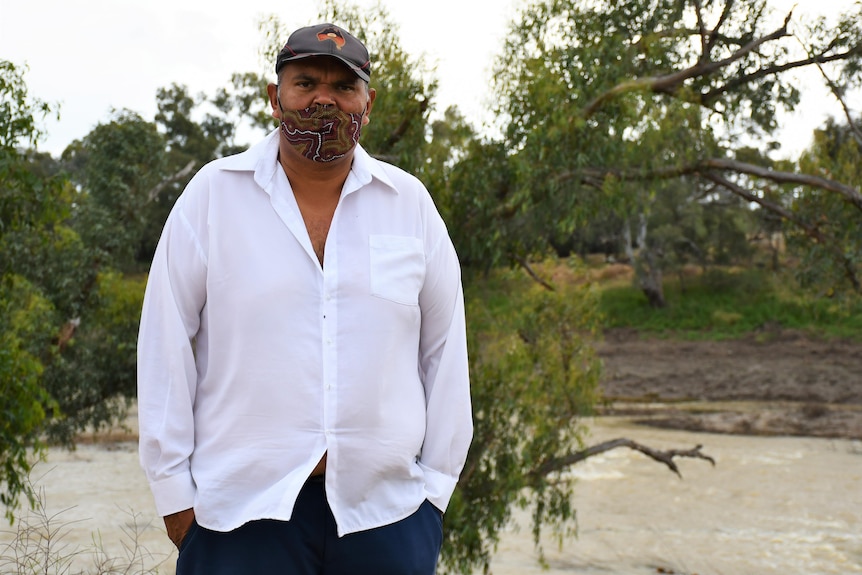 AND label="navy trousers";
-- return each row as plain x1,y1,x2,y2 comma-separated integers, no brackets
175,478,444,575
